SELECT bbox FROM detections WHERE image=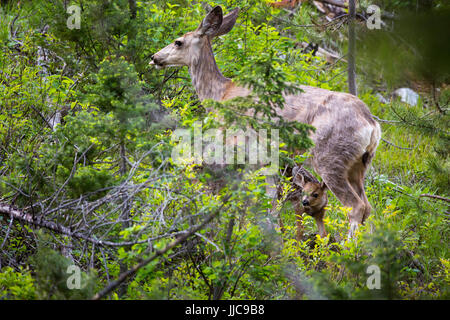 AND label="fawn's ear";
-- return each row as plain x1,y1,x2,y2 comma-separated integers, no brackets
197,6,223,37
320,181,327,190
293,171,306,188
